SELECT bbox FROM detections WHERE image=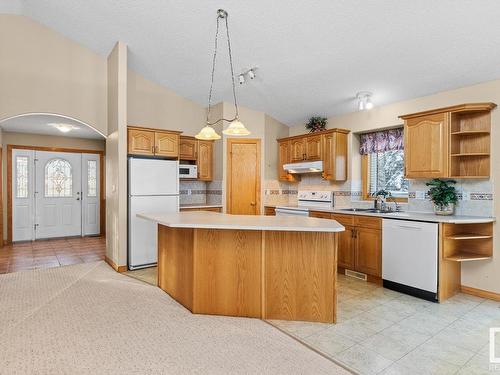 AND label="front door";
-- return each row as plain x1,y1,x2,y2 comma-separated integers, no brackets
34,151,82,239
227,139,261,215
